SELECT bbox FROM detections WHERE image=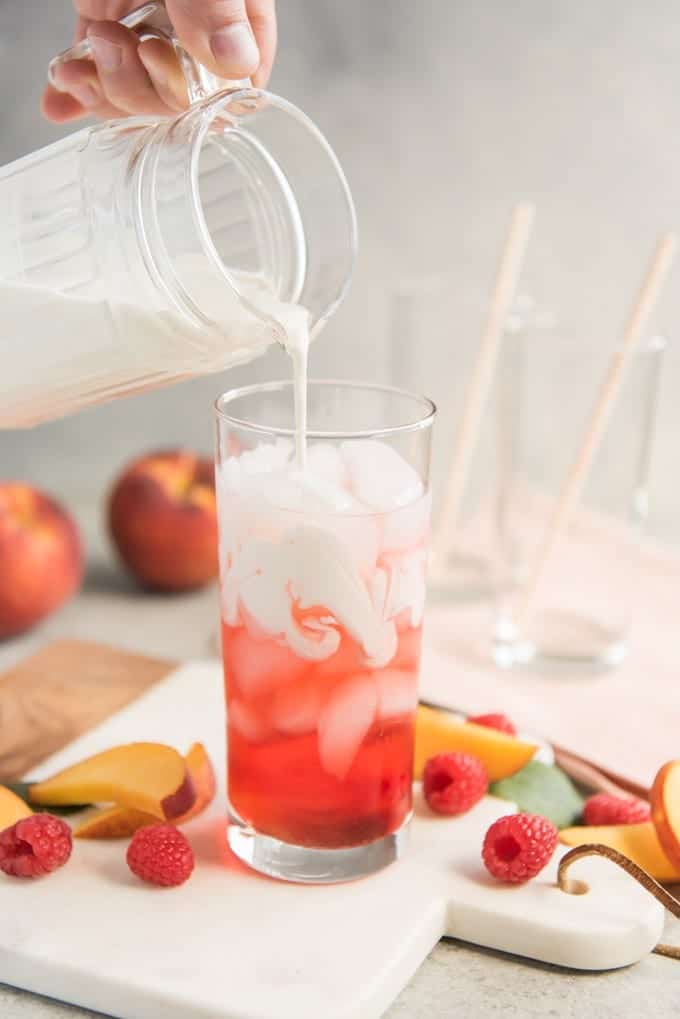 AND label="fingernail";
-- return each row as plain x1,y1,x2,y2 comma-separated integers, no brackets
88,33,123,72
49,67,69,93
210,24,259,70
139,51,167,88
70,82,100,108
